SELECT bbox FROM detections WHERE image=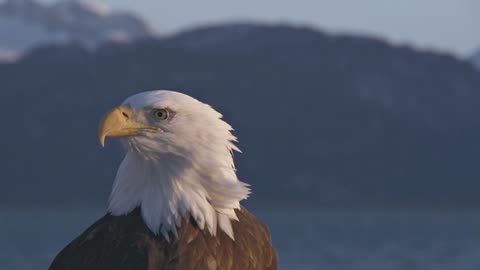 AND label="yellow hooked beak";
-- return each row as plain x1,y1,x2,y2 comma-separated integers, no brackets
98,105,159,147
